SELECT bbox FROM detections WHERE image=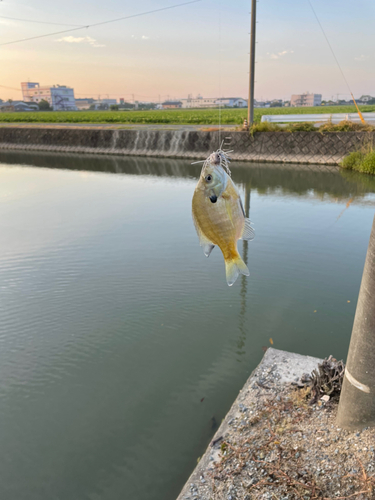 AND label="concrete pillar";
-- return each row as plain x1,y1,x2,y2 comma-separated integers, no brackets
337,215,375,430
